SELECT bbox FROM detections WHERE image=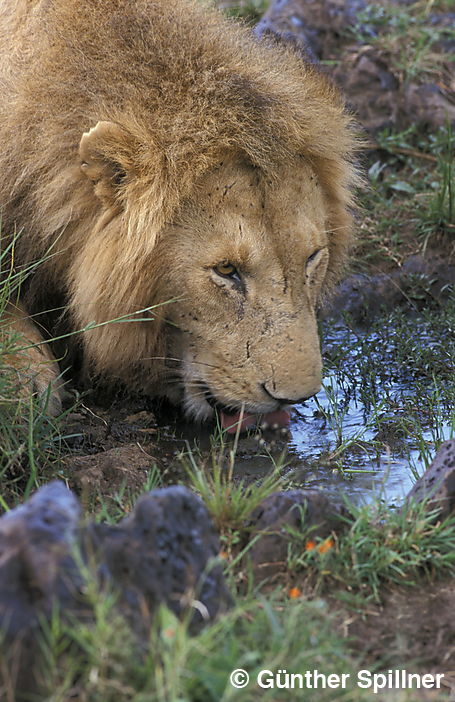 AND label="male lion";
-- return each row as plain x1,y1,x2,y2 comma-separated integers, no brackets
0,0,357,432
